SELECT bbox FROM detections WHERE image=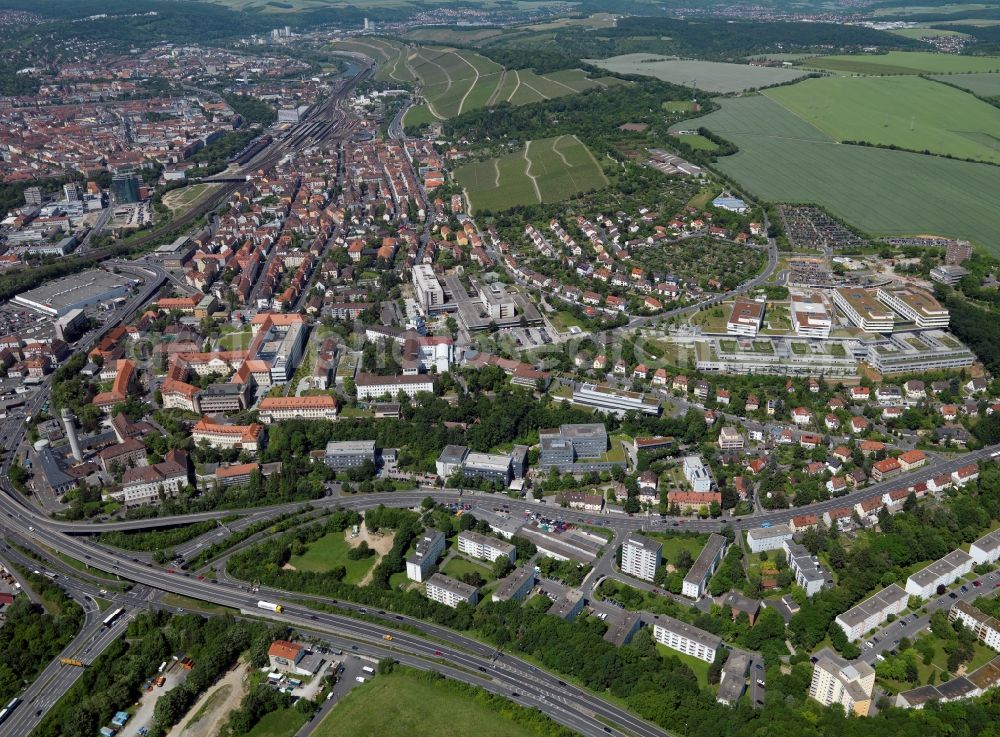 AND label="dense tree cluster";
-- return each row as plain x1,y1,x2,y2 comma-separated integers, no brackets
31,611,281,737
0,570,83,705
